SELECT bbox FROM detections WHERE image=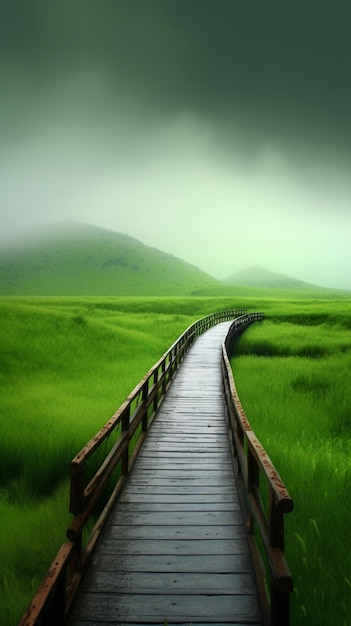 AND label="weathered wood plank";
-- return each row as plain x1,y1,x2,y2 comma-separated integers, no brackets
133,463,233,472
97,538,250,556
88,553,254,574
102,524,245,541
140,444,229,453
119,493,238,504
70,592,262,623
136,455,231,462
72,622,261,626
145,433,228,439
127,470,235,480
124,483,237,493
81,571,257,595
126,477,236,487
106,510,243,526
135,455,233,463
114,502,237,512
104,524,246,541
139,441,231,449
